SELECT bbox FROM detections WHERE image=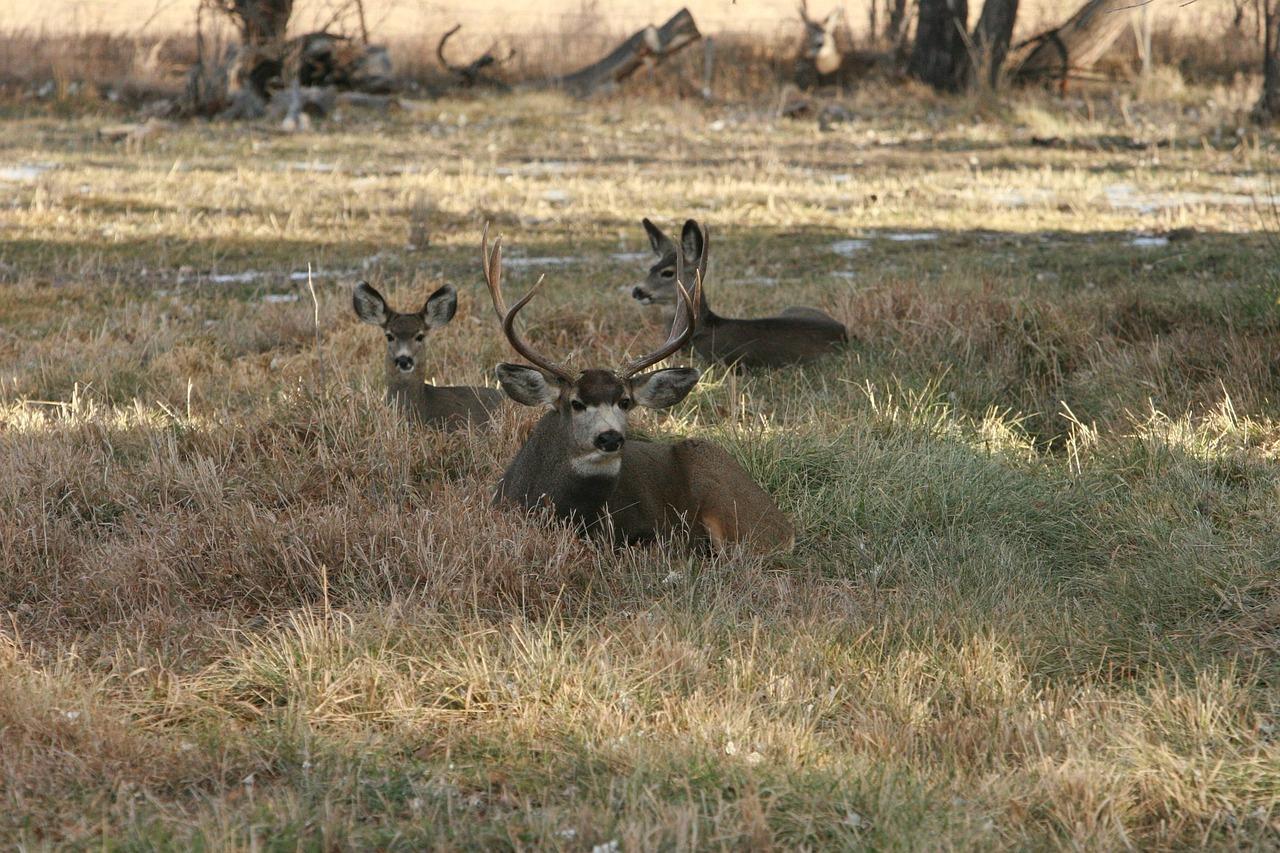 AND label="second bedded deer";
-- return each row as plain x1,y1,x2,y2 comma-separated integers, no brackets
352,281,504,430
632,218,848,368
